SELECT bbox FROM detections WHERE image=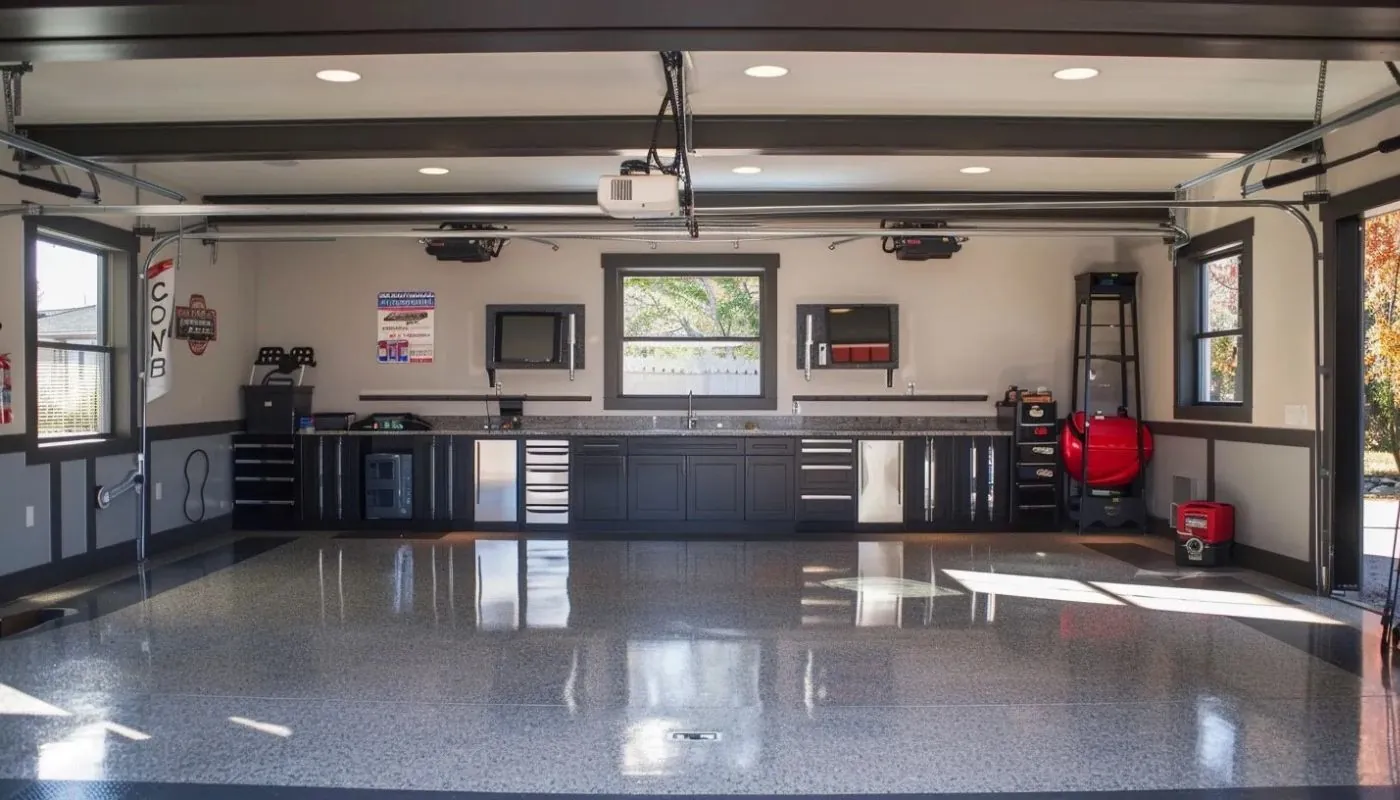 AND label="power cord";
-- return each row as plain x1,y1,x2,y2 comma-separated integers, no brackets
183,448,210,523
